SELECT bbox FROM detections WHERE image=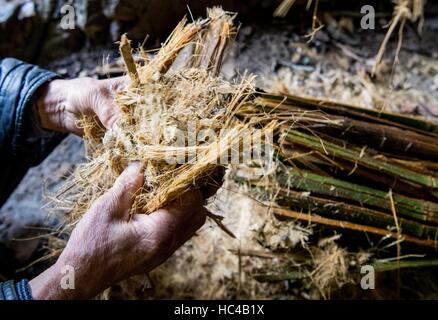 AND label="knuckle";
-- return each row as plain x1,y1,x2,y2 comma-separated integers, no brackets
109,76,128,91
89,196,109,215
98,108,116,127
92,192,119,215
116,179,136,196
81,77,99,91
